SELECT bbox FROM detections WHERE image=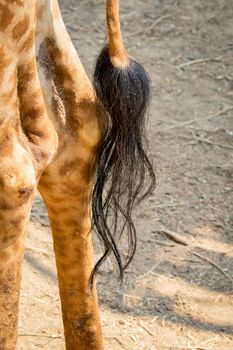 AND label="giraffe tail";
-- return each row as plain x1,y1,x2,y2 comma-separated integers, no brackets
91,0,155,285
